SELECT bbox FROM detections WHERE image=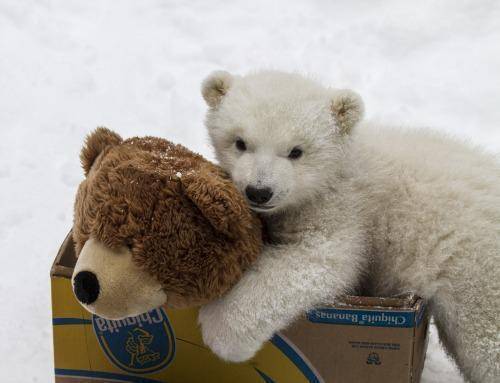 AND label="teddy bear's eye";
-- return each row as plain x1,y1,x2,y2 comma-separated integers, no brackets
125,241,134,251
235,138,247,152
288,146,303,159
